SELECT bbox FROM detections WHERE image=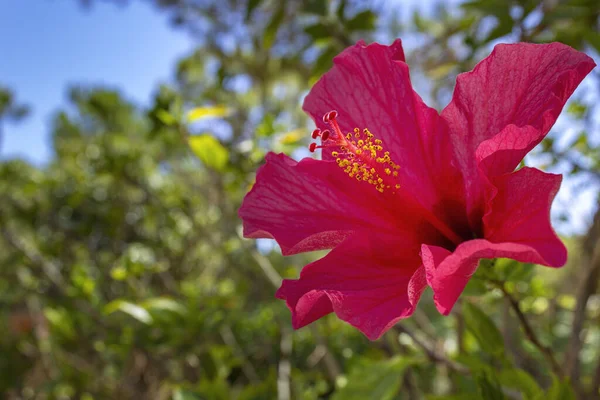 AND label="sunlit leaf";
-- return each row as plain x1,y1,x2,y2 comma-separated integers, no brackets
141,297,186,315
427,62,456,79
279,129,304,145
103,300,153,324
188,134,229,171
156,109,177,126
187,106,232,122
173,387,202,400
